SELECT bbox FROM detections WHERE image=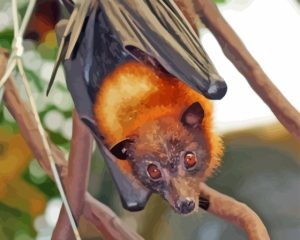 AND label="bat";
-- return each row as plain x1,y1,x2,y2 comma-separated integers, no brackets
49,0,227,211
